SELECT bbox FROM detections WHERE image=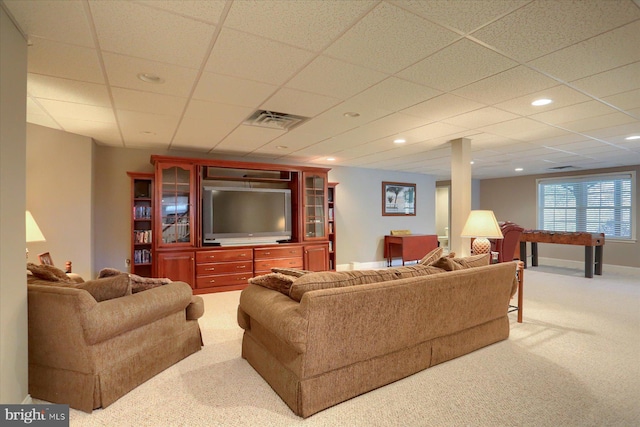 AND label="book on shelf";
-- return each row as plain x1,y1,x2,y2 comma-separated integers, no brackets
134,249,152,265
134,206,152,219
328,207,334,220
134,229,152,243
